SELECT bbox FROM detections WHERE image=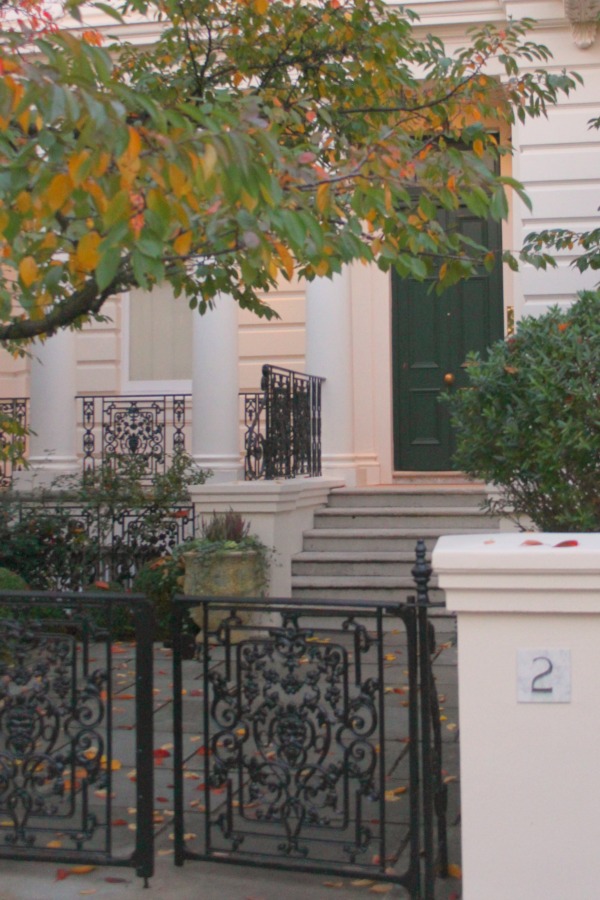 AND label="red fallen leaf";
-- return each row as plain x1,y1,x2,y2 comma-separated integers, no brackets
521,539,543,546
196,746,212,756
554,539,579,547
56,868,71,881
94,580,110,590
117,693,135,700
105,877,129,884
189,689,203,697
156,797,169,803
111,818,127,826
158,670,167,675
153,749,170,759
